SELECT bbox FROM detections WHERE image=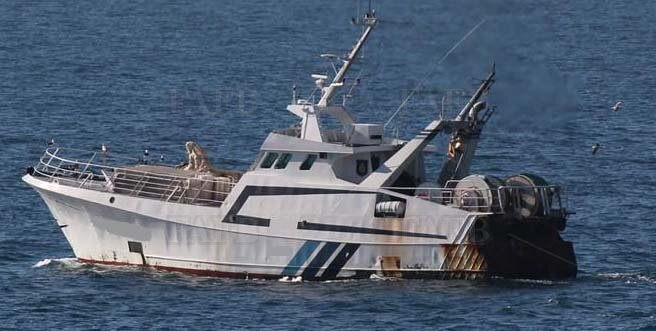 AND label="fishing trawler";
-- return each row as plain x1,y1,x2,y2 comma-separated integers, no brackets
23,10,576,280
